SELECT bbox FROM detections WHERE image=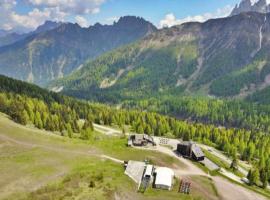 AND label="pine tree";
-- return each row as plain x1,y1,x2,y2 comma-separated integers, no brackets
260,170,269,189
66,123,73,138
34,111,43,129
230,158,238,171
248,168,260,186
80,128,92,140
